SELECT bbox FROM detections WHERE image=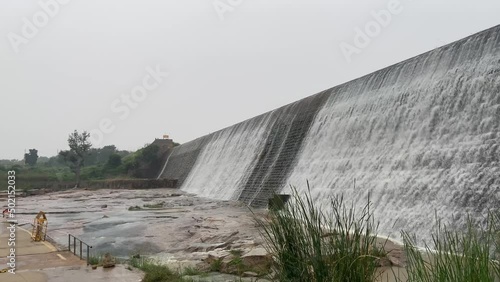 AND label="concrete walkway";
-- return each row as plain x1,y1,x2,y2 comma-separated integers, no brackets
0,220,143,282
